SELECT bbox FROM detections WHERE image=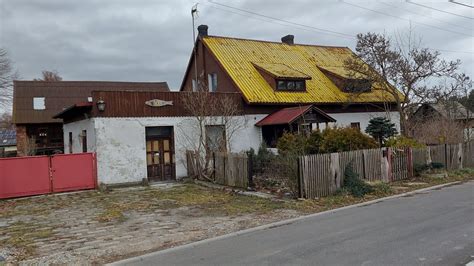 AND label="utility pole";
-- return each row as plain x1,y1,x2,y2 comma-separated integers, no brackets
191,4,199,92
